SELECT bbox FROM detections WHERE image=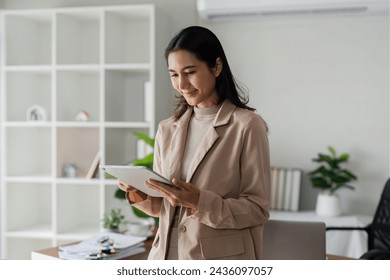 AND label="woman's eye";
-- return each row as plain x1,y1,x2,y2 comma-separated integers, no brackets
170,73,178,78
184,71,194,75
